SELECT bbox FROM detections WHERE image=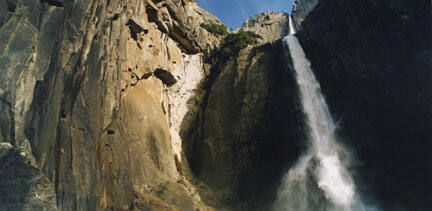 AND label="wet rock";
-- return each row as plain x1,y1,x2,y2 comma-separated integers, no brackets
297,0,432,209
